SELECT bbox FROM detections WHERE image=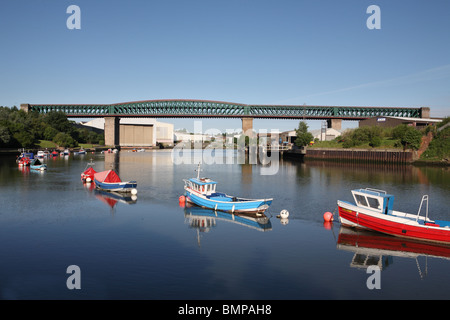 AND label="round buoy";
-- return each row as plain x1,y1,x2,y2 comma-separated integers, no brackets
280,209,289,219
86,177,92,183
323,211,333,222
131,188,138,195
179,195,186,203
